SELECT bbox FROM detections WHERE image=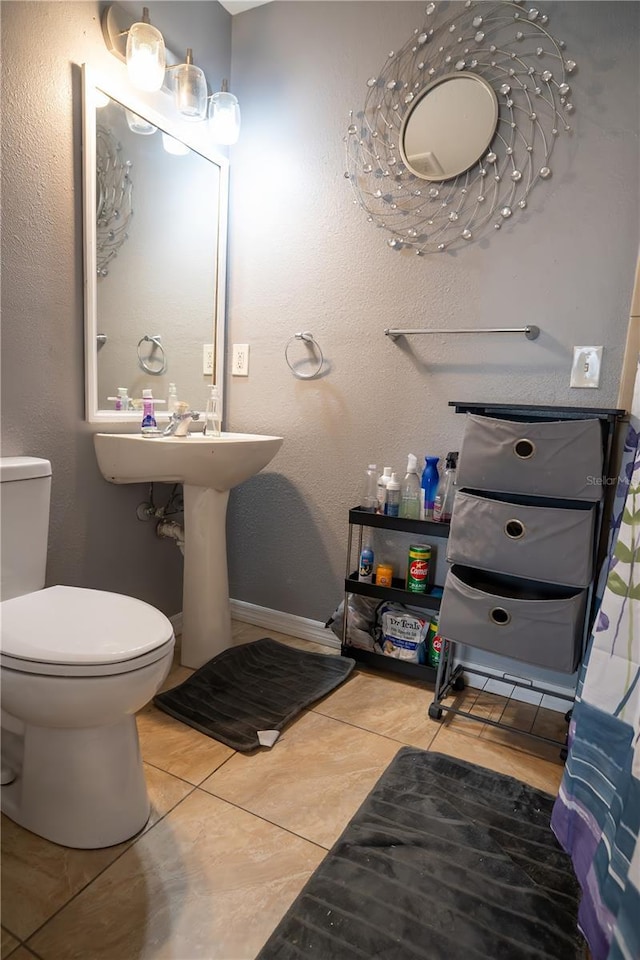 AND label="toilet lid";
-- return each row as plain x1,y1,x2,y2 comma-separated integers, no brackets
0,586,175,672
